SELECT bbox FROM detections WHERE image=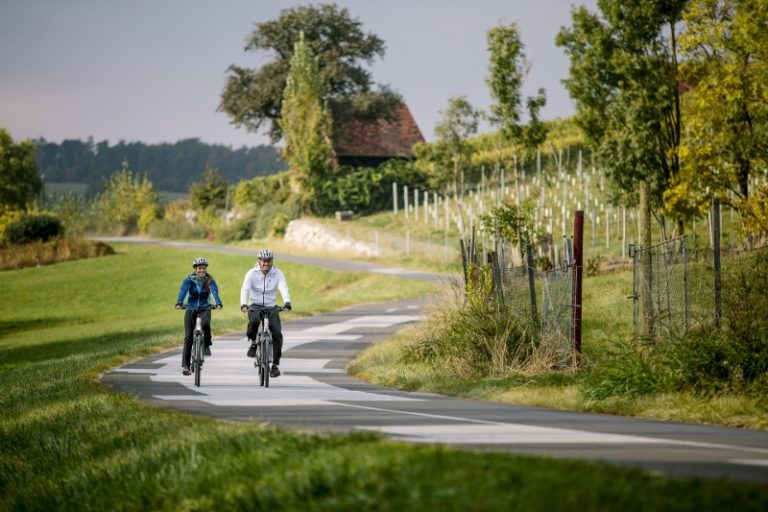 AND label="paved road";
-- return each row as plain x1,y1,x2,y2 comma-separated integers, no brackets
101,238,768,484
